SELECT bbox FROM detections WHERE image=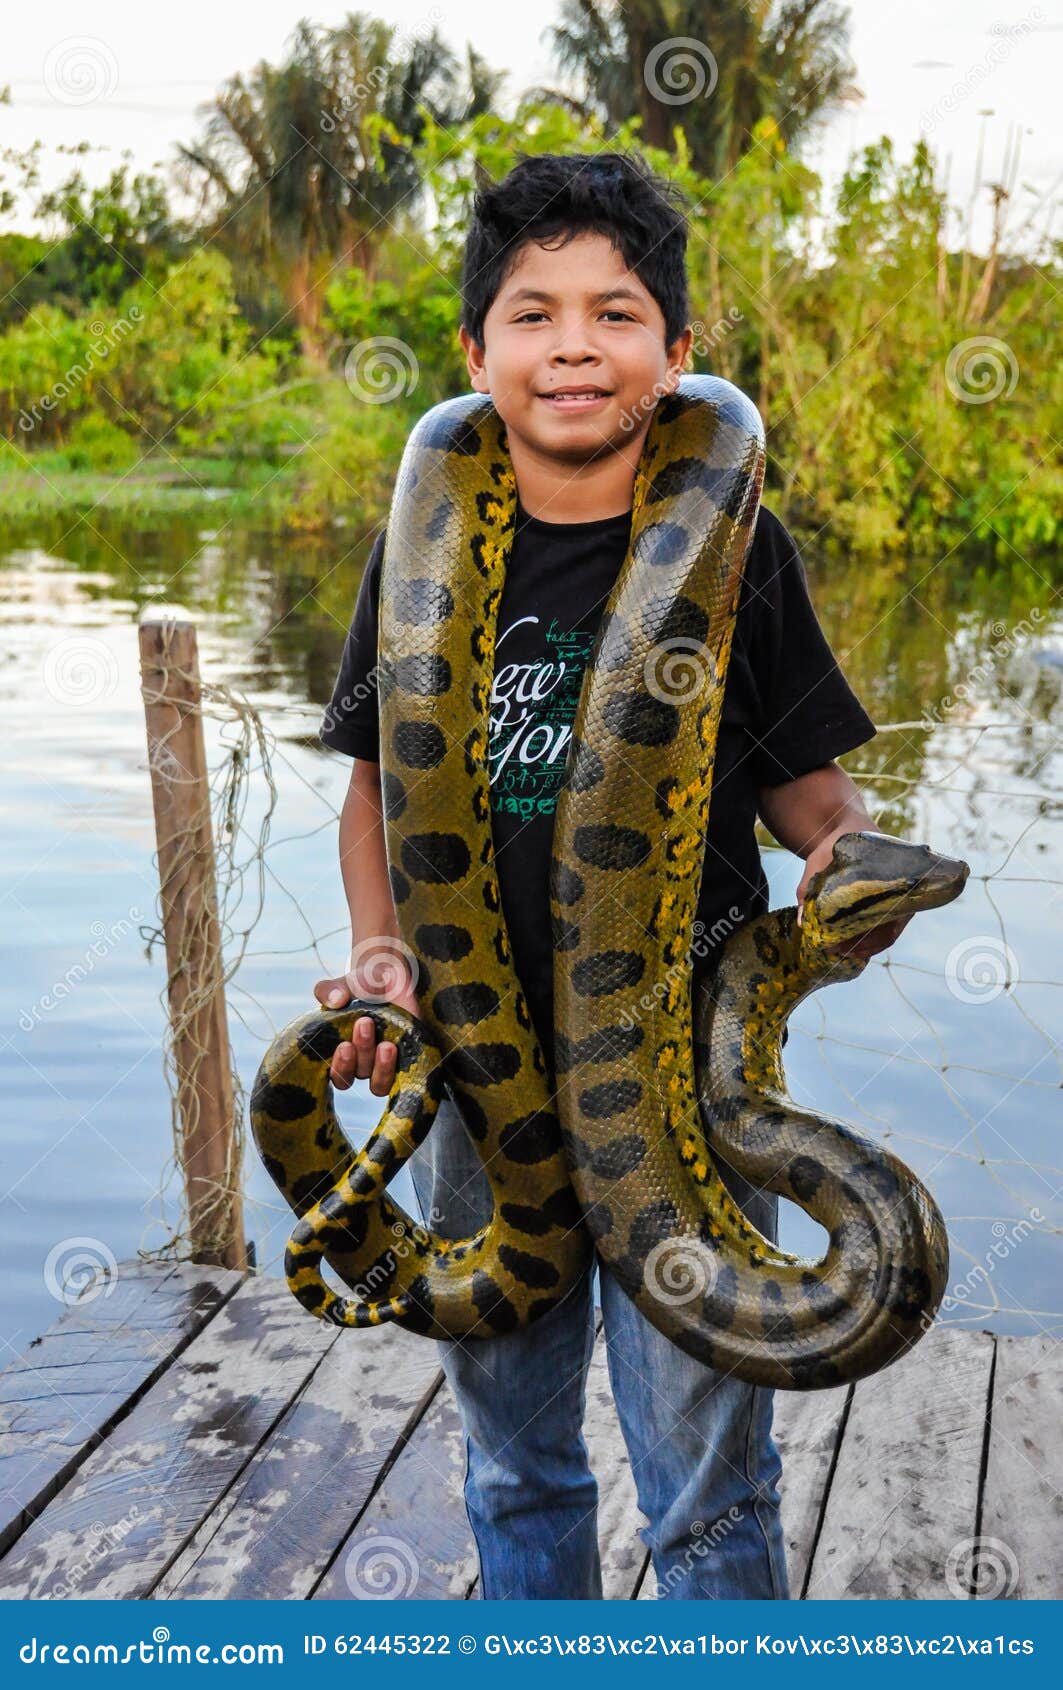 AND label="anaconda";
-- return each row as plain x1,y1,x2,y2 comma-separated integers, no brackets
251,374,969,1389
